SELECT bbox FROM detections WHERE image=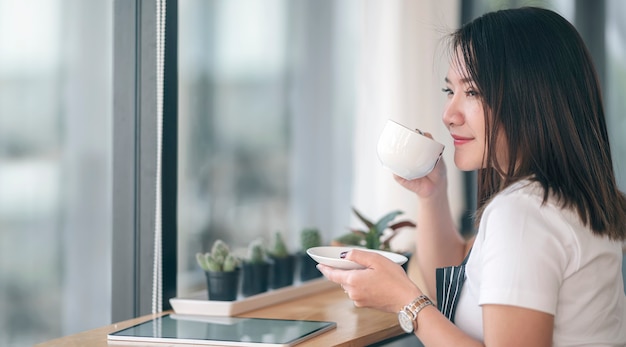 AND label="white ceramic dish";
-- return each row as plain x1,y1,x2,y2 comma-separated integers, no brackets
307,246,408,270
